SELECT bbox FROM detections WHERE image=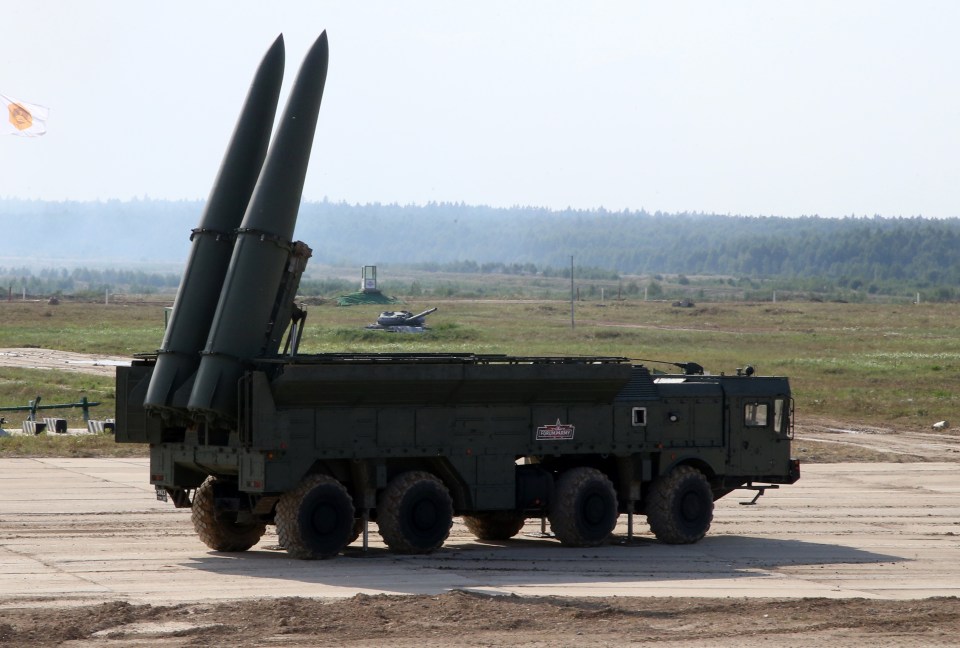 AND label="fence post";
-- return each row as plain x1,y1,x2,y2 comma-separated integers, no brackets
28,395,41,421
81,396,90,422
